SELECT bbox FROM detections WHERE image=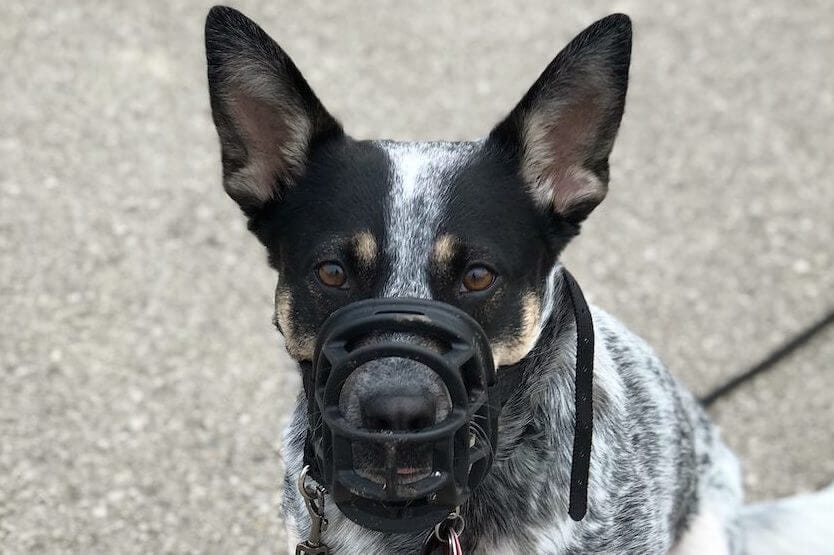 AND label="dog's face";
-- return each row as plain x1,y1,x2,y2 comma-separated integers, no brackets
206,7,629,482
